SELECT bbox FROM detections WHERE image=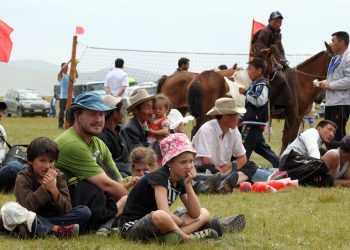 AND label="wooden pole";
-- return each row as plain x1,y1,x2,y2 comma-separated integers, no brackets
64,35,78,128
